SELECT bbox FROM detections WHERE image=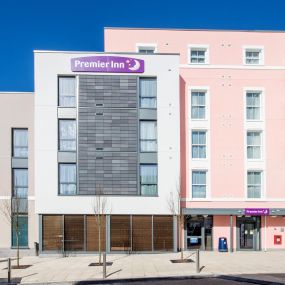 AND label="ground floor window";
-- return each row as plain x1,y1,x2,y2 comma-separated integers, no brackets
42,214,174,252
12,215,28,247
185,215,213,251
